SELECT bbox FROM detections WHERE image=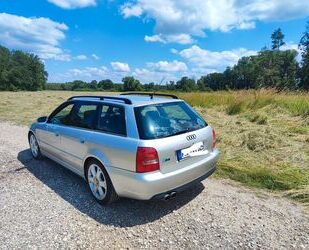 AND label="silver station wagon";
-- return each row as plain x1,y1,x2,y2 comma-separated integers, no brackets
29,93,219,204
